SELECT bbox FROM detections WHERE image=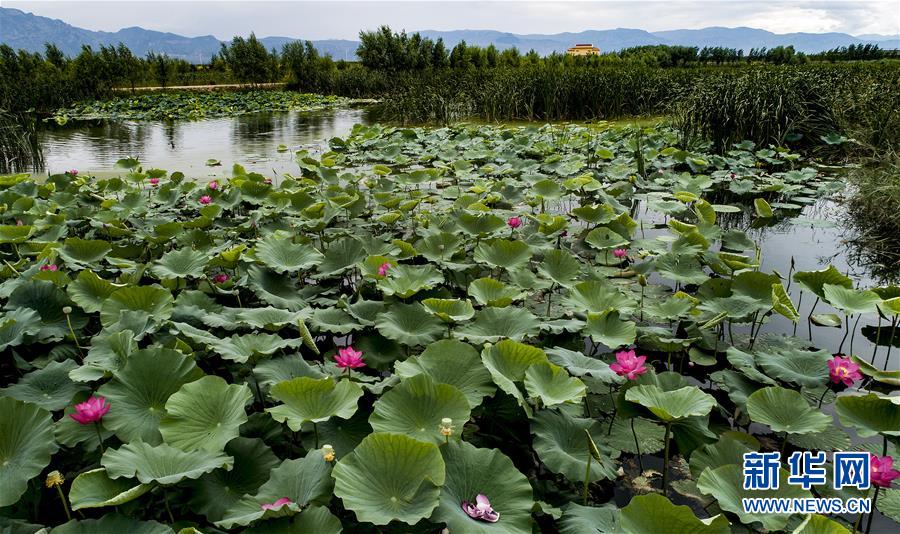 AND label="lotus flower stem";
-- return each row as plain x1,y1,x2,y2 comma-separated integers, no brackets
838,314,850,354
885,317,897,371
163,489,175,523
312,421,319,449
864,487,879,534
545,283,555,316
65,312,83,352
94,422,105,454
816,386,831,408
793,292,803,336
607,386,616,435
661,422,672,494
807,297,819,341
55,484,72,520
849,314,861,355
582,445,592,505
631,418,644,472
872,315,882,363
